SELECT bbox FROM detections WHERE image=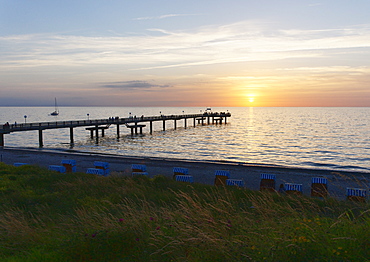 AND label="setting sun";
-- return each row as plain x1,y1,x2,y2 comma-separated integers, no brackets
247,94,256,103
